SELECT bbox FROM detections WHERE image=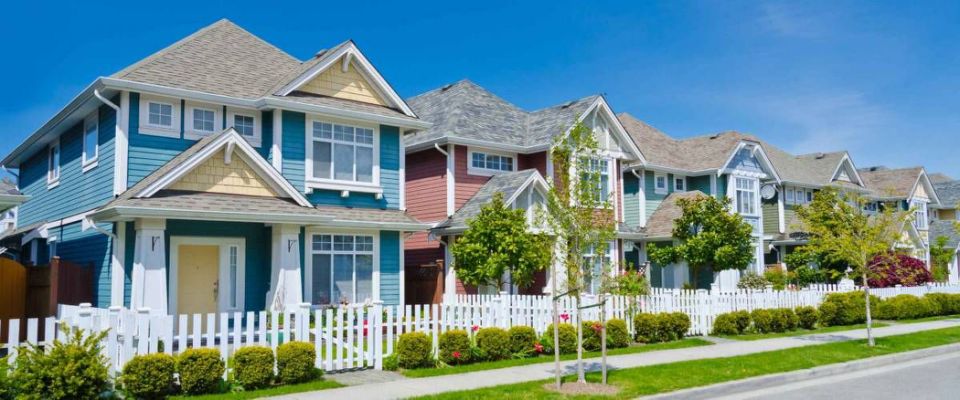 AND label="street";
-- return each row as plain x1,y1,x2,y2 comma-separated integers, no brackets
716,351,960,400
